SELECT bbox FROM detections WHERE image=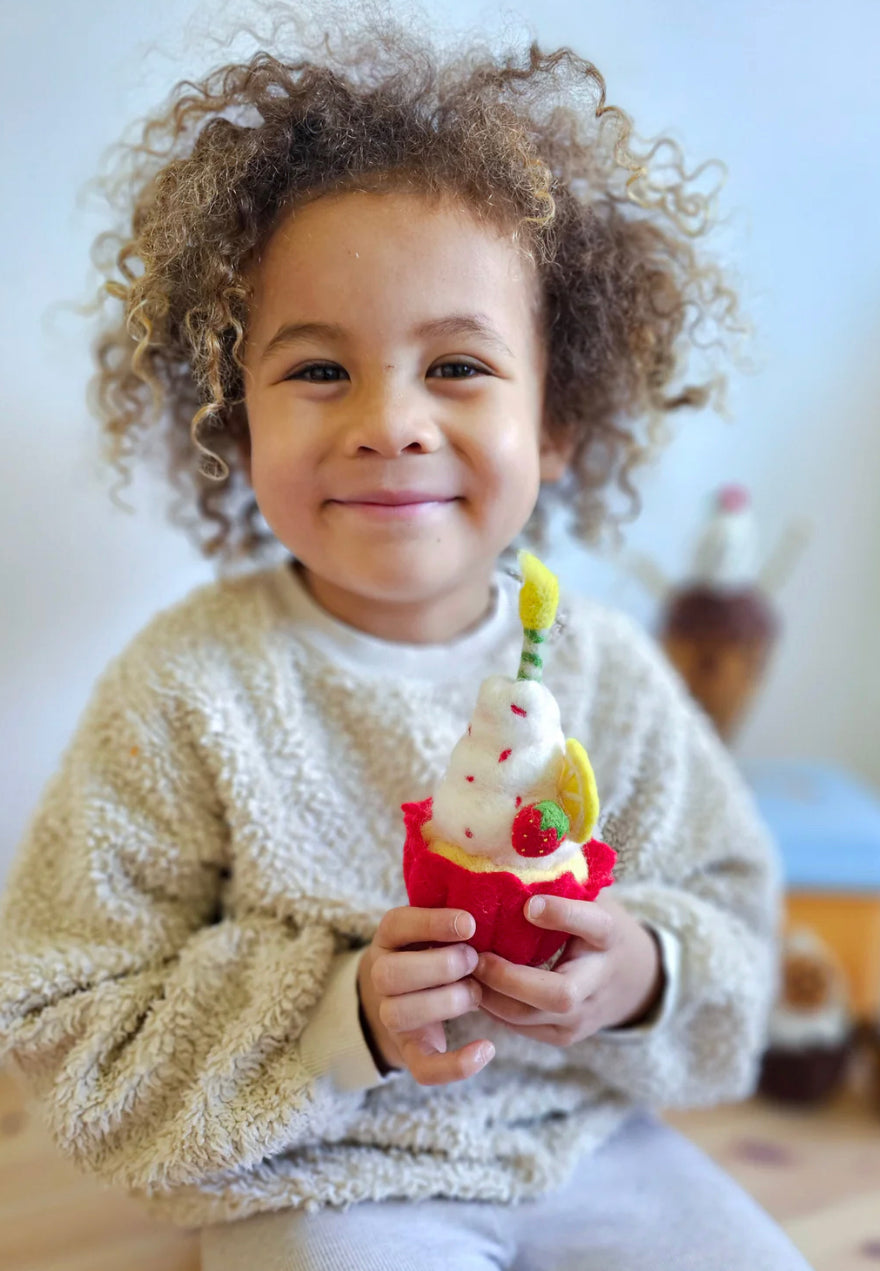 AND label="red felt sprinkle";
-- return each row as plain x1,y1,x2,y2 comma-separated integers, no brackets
515,795,522,807
498,749,512,762
466,775,474,782
465,828,473,838
510,704,527,717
